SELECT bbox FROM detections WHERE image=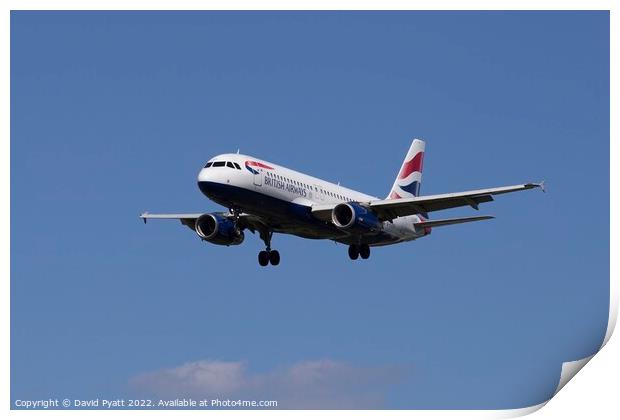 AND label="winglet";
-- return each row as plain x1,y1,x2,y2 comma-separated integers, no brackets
538,181,546,193
141,212,148,224
525,181,546,193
